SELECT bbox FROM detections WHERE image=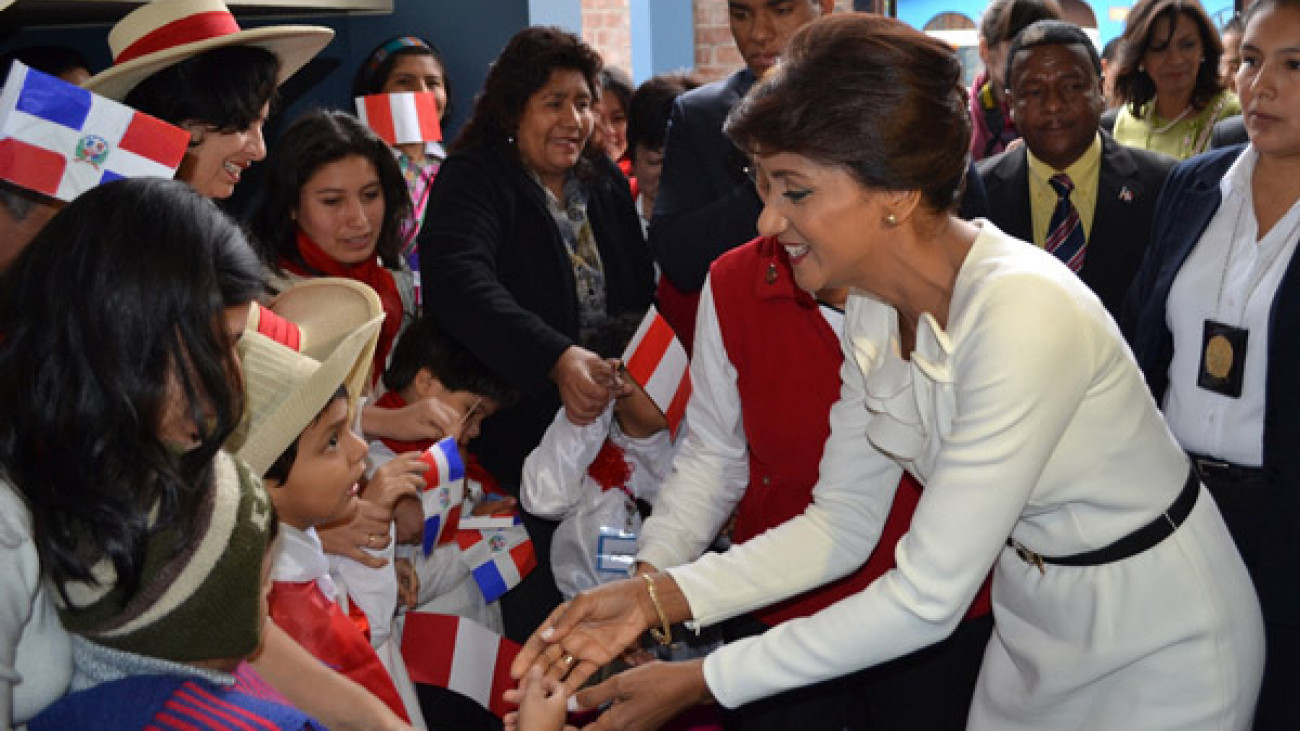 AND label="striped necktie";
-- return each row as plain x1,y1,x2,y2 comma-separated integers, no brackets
1045,173,1086,272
